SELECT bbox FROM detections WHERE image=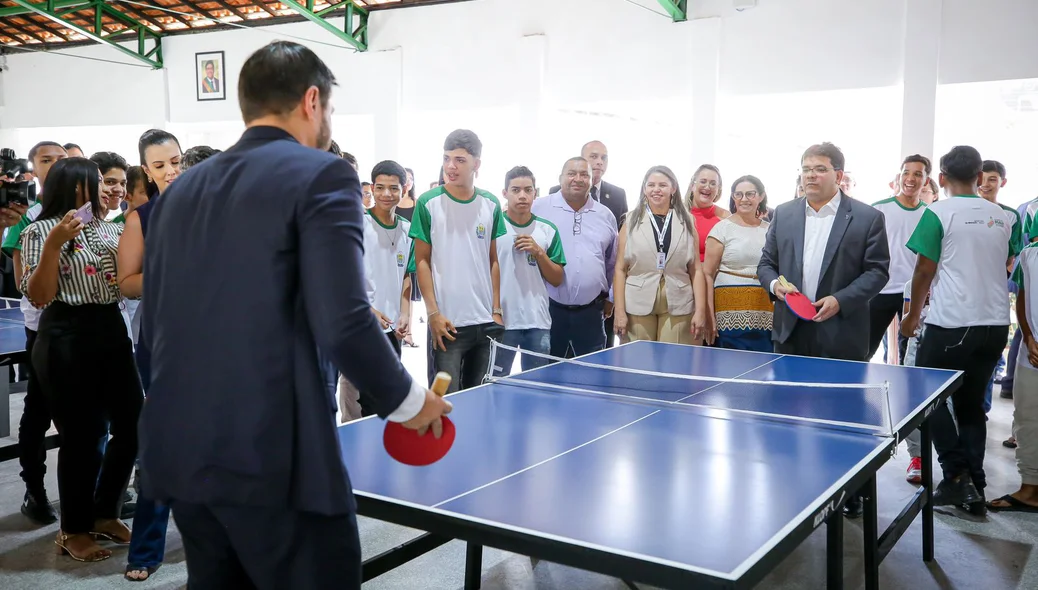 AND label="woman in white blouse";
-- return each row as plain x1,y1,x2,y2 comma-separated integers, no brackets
21,158,142,562
614,165,709,344
703,175,773,351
